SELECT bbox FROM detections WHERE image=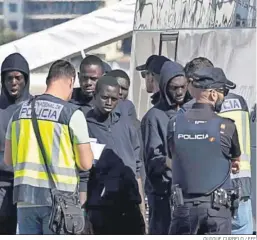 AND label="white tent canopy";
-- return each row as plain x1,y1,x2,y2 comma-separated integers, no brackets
0,0,136,71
